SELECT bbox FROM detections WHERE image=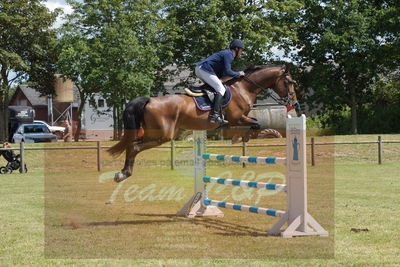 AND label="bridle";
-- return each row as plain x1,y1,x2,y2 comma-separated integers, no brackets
242,72,299,107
